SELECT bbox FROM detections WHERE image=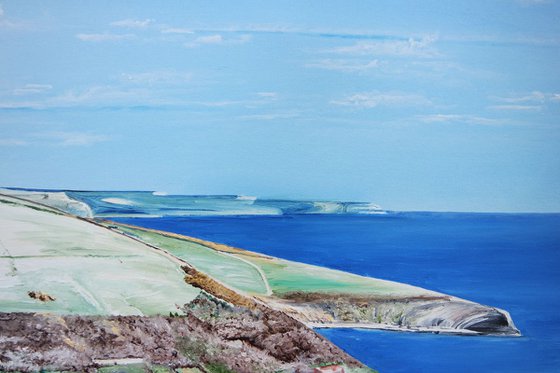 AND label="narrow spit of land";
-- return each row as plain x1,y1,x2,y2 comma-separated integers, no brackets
104,219,520,337
0,191,520,372
0,193,374,373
